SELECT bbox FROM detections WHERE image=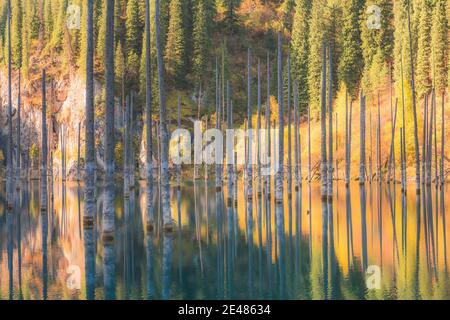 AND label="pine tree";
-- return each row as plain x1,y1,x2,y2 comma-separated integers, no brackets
291,0,311,113
165,0,186,87
126,0,144,56
431,0,447,94
307,0,328,114
115,0,126,48
338,0,364,99
416,0,432,98
193,0,210,84
11,0,23,68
